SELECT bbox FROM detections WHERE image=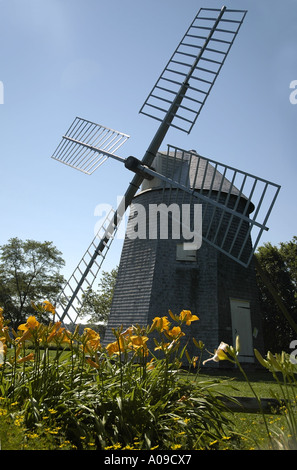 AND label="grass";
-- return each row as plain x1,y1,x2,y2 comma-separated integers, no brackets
0,366,292,451
178,366,296,450
190,367,283,397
